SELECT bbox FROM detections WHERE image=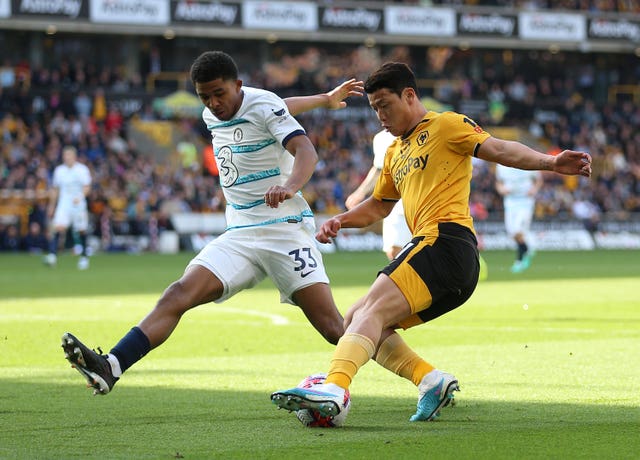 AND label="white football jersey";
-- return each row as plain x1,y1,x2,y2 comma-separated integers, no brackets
372,129,397,170
372,130,405,219
52,162,91,208
203,86,313,230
